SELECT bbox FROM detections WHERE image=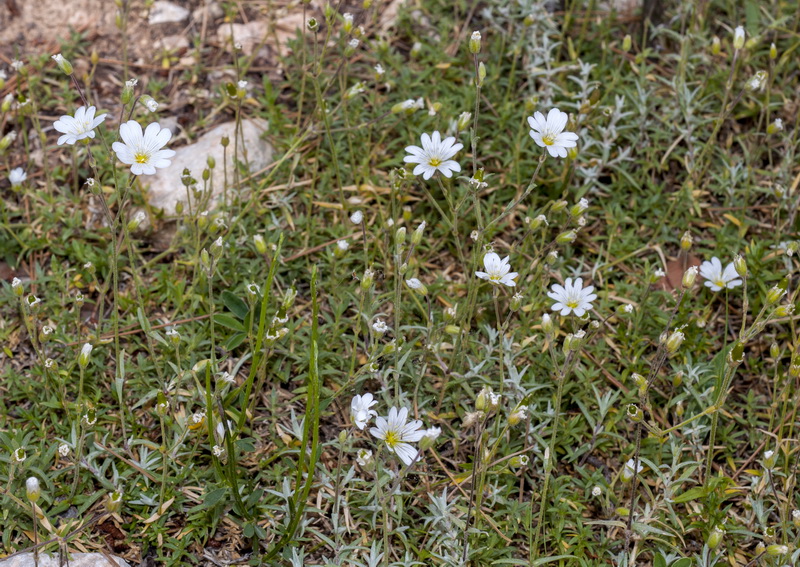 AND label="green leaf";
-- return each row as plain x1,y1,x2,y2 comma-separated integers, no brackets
654,554,667,567
203,488,227,508
673,486,707,503
225,332,247,351
221,290,249,319
672,559,692,567
213,313,245,332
